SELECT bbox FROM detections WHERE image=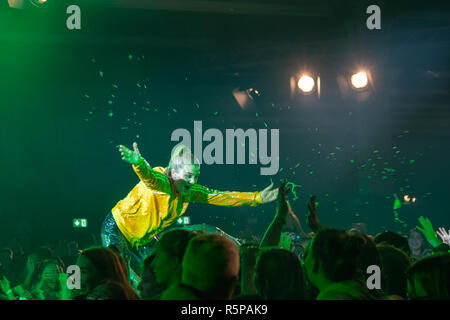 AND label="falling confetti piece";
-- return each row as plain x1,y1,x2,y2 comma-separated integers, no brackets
84,94,90,98
214,111,218,115
350,160,354,163
121,127,128,130
108,100,112,105
256,112,259,117
136,135,140,138
112,84,118,89
129,54,133,60
295,163,300,168
99,71,103,77
173,108,177,113
409,160,415,164
285,181,302,201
